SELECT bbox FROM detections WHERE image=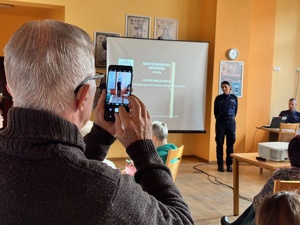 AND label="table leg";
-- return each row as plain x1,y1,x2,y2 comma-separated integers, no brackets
233,158,239,216
269,132,278,141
